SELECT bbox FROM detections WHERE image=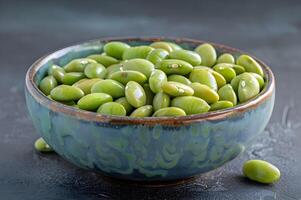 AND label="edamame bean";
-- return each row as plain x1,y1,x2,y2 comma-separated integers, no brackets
34,137,54,152
130,105,153,117
195,43,217,67
167,42,182,51
115,97,134,114
231,73,247,93
84,63,107,78
153,92,170,111
238,73,260,102
194,66,226,88
87,54,119,67
78,93,113,111
209,101,234,111
106,63,124,77
172,96,210,115
104,41,130,59
232,64,246,75
109,70,147,85
211,71,227,88
125,81,146,108
39,75,57,95
189,68,218,91
52,66,65,83
218,84,237,105
62,72,86,85
169,49,202,66
190,82,219,104
122,58,155,78
72,78,102,94
162,81,194,97
153,107,186,117
167,75,191,85
236,54,264,77
156,59,193,75
40,40,267,117
97,102,126,116
91,79,125,99
123,46,154,60
48,65,63,75
64,58,97,72
243,160,280,184
217,53,235,64
213,64,237,83
50,85,84,101
146,49,169,64
150,41,173,53
149,69,167,93
250,72,265,89
143,83,155,105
